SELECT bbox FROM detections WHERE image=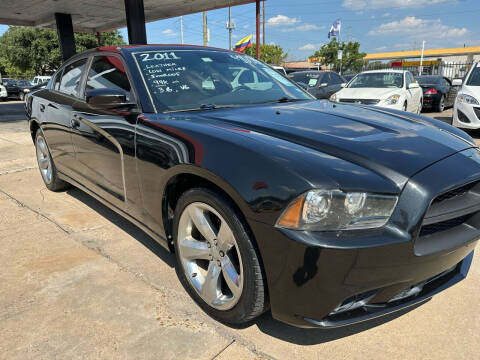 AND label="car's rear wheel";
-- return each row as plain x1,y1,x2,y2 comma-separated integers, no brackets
173,188,267,325
436,95,445,113
35,130,70,191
